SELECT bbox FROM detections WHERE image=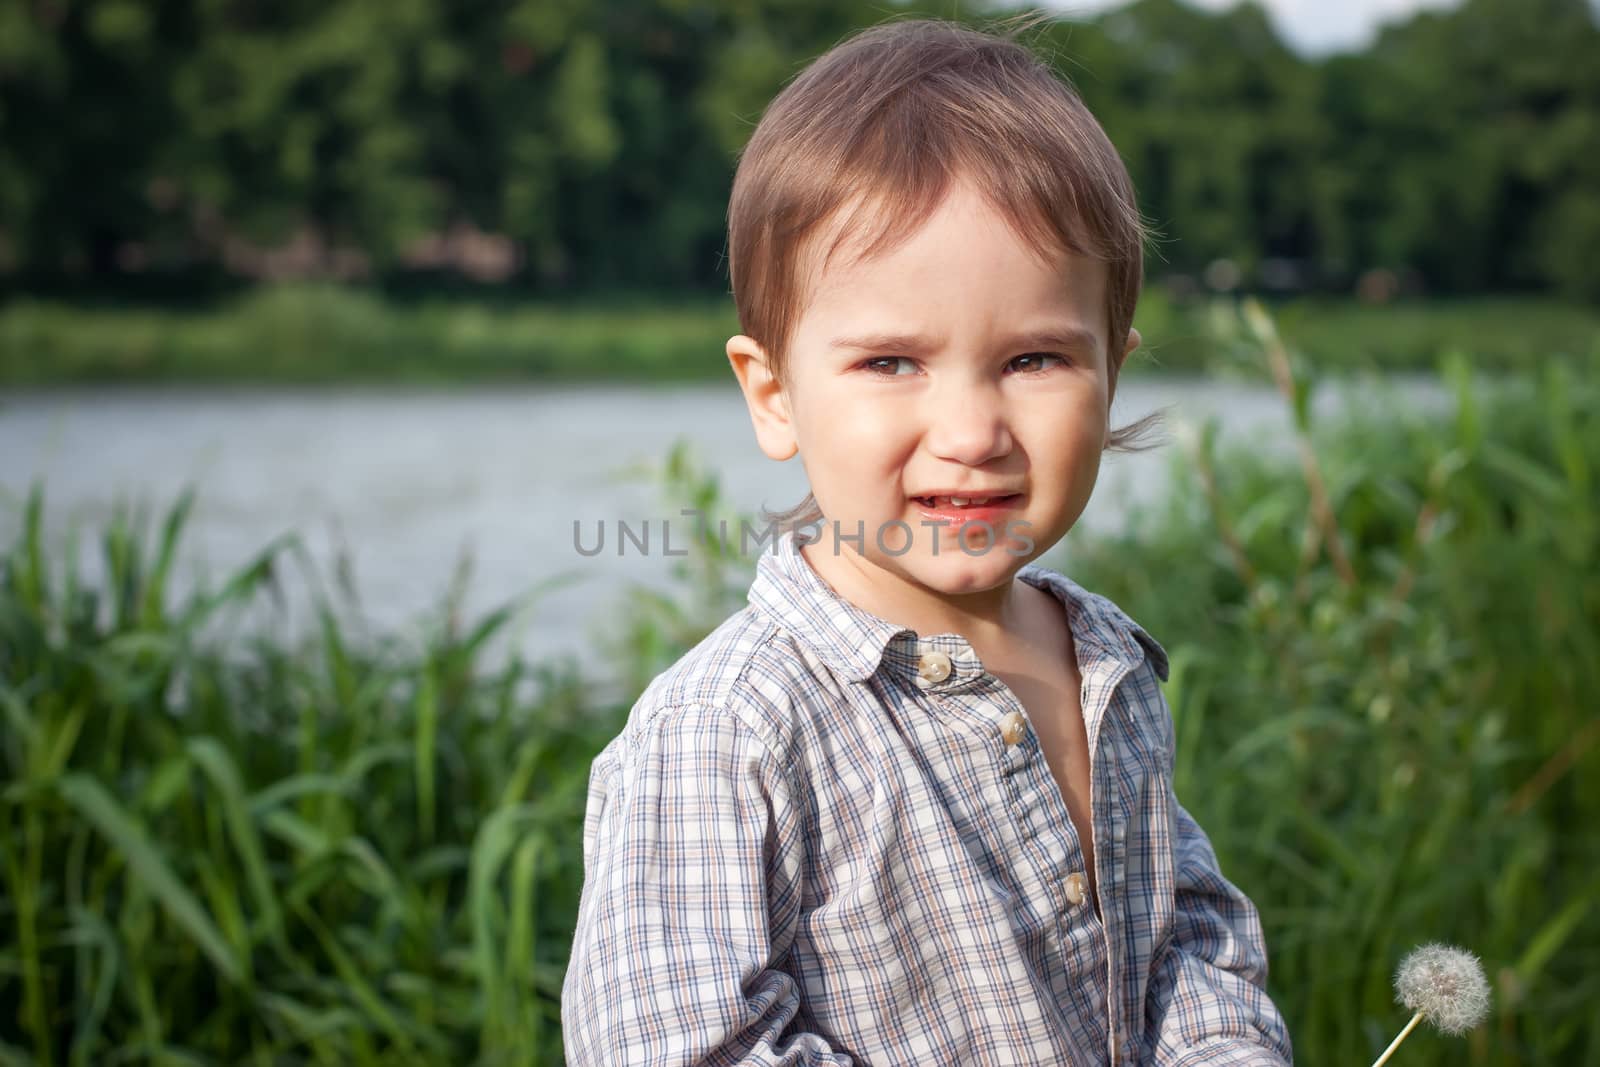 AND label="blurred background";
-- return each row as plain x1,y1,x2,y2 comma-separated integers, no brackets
1,0,1596,1064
